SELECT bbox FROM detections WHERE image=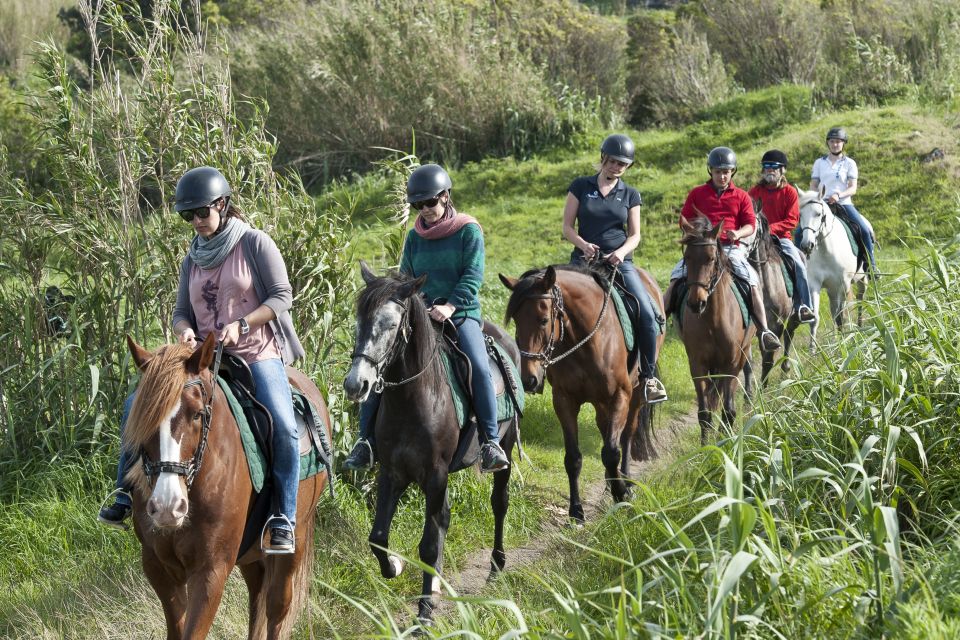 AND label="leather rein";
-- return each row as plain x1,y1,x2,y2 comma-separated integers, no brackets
140,341,223,489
